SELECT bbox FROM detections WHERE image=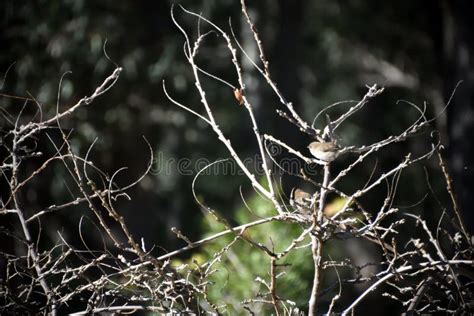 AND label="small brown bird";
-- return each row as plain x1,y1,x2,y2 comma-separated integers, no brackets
308,141,341,163
292,188,313,206
290,188,318,219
